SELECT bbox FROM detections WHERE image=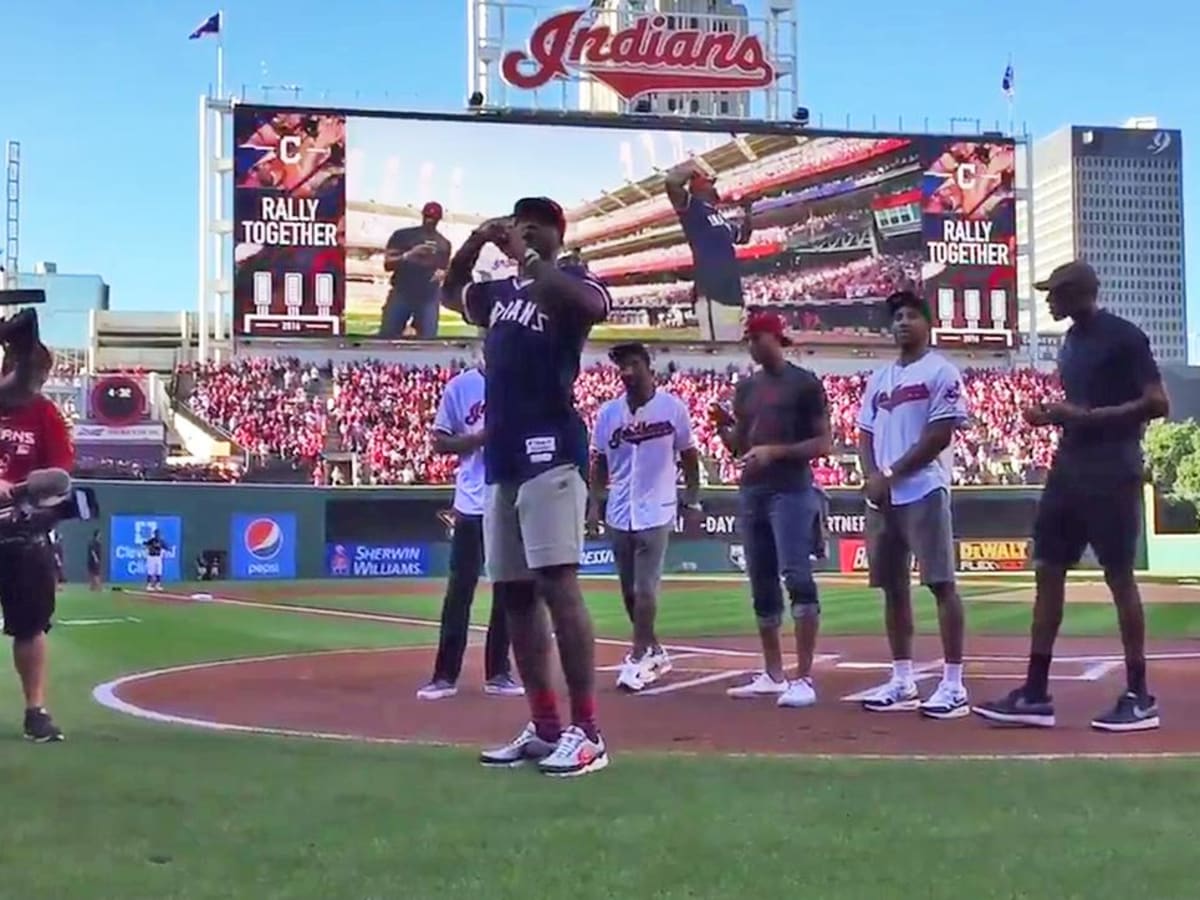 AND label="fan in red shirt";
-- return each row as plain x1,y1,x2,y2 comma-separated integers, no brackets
0,310,74,743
